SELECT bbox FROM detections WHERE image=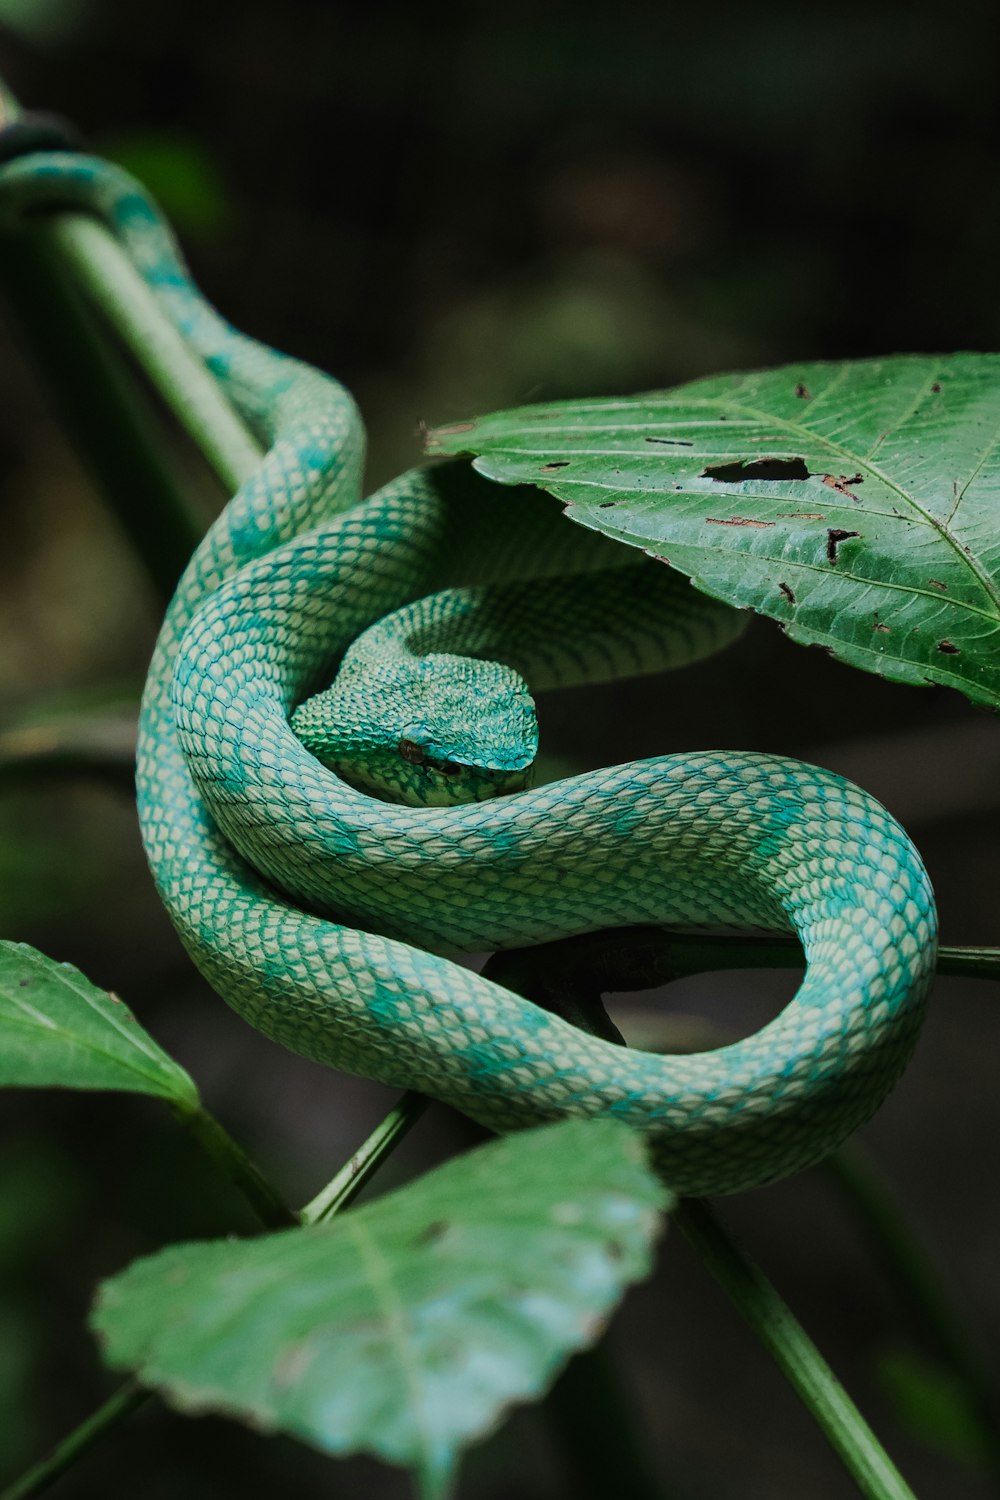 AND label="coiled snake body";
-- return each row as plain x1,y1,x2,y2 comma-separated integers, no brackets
0,155,938,1194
